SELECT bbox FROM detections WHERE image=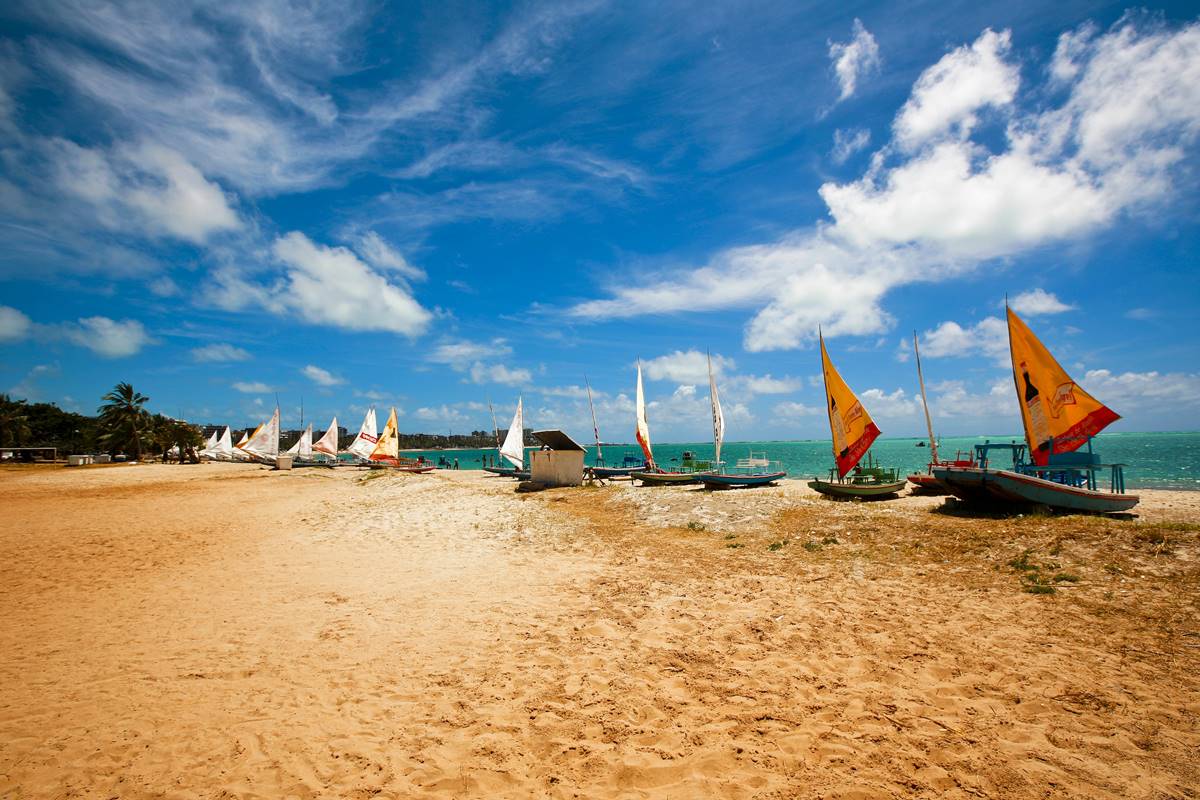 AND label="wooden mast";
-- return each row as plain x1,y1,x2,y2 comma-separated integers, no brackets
913,331,939,464
585,376,603,465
